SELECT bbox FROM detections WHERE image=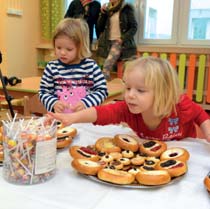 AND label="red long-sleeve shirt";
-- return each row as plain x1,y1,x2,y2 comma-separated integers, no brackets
94,94,209,141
